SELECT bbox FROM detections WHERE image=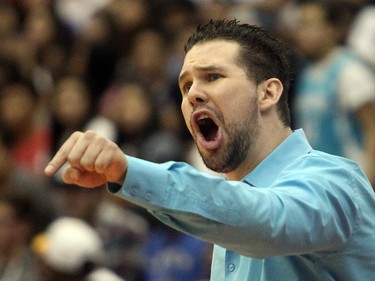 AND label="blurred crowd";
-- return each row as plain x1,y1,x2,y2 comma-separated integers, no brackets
0,0,374,280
